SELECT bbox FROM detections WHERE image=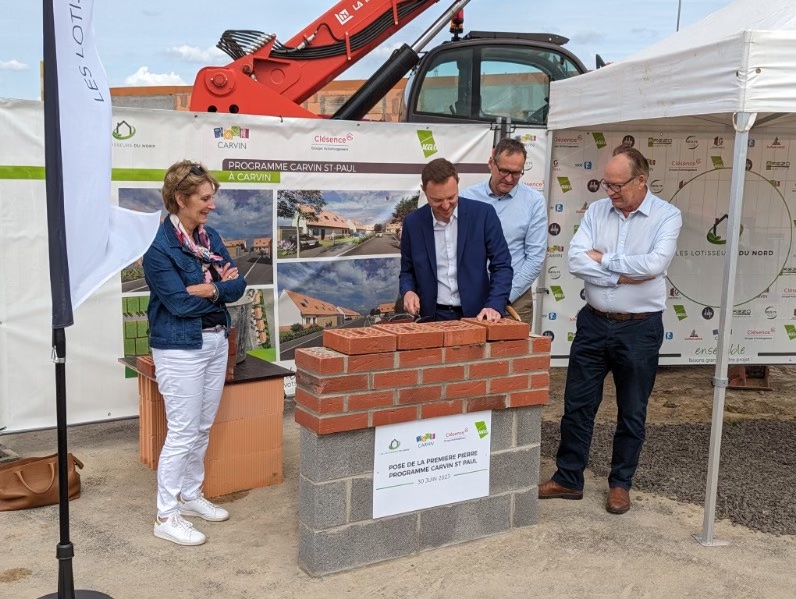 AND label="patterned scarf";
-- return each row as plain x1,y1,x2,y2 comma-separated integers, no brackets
170,214,225,283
